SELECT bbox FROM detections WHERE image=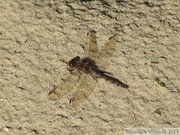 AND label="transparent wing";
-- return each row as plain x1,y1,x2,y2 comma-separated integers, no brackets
96,34,119,69
48,70,80,100
70,73,97,107
84,30,98,59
